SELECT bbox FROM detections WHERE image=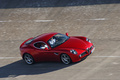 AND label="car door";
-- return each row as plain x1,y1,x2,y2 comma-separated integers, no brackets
33,41,48,61
34,48,60,62
43,49,60,62
34,49,47,61
33,41,60,62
